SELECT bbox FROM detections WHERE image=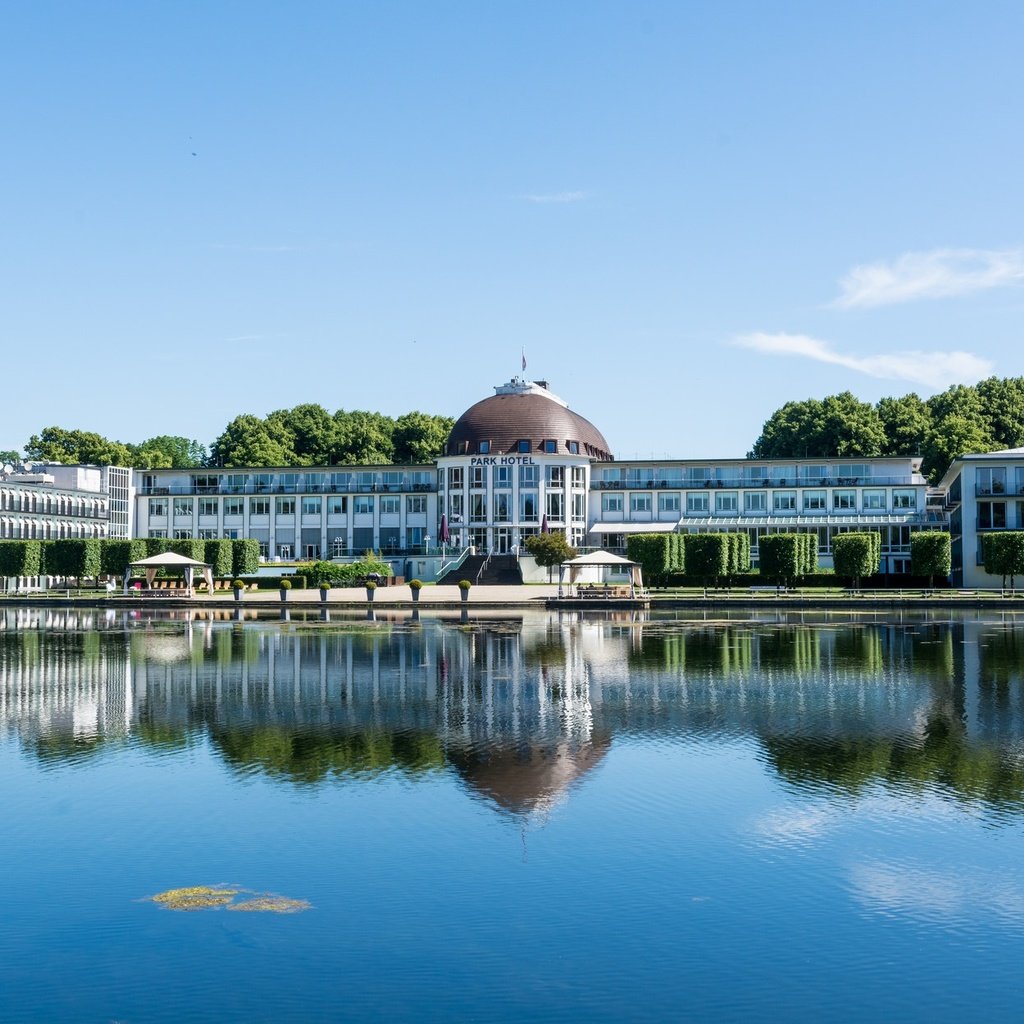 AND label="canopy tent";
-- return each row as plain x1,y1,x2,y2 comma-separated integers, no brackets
559,550,644,597
125,551,214,595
